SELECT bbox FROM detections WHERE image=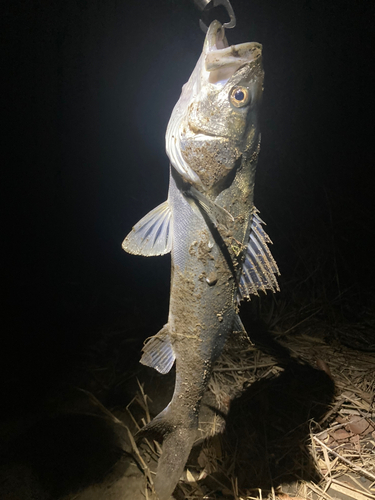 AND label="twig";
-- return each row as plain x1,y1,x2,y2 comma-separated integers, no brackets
301,479,334,500
330,479,375,500
318,399,345,425
136,378,151,424
213,362,276,372
77,387,126,427
125,426,154,488
276,308,323,337
313,436,375,482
